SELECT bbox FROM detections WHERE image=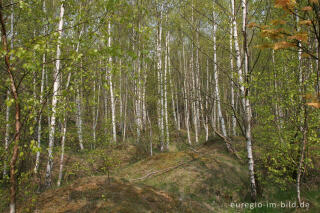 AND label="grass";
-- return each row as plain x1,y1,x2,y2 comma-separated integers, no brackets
0,134,318,212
